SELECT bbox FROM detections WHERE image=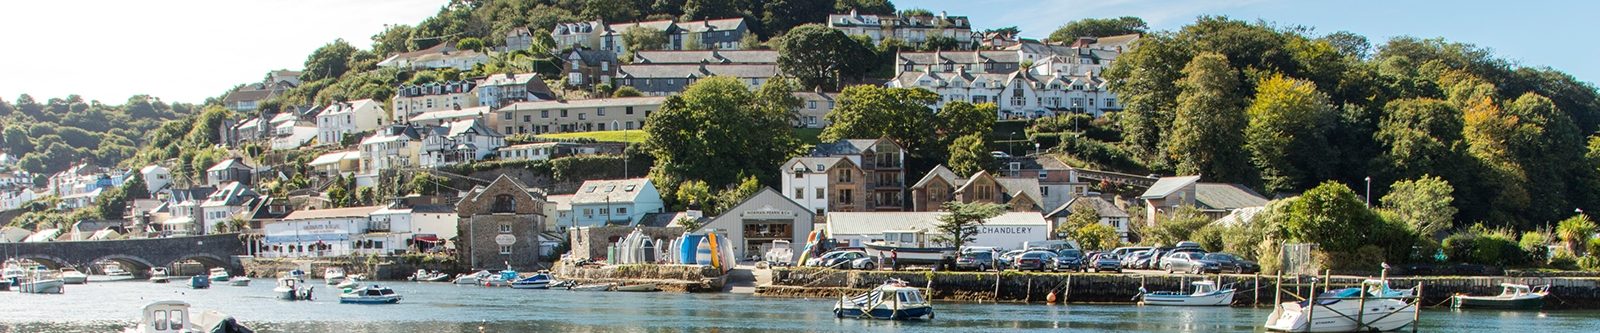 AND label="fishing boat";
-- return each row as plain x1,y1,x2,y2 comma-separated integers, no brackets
1140,281,1236,306
615,283,660,292
187,275,211,289
861,230,957,267
1451,283,1548,309
3,259,25,286
274,277,314,301
833,279,933,320
227,277,252,287
1264,280,1416,332
149,268,171,283
409,269,449,282
286,269,307,282
206,268,230,282
482,269,517,287
18,270,65,294
60,266,89,284
324,267,346,285
452,270,491,285
567,282,616,291
510,272,554,289
339,285,402,304
123,300,253,333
